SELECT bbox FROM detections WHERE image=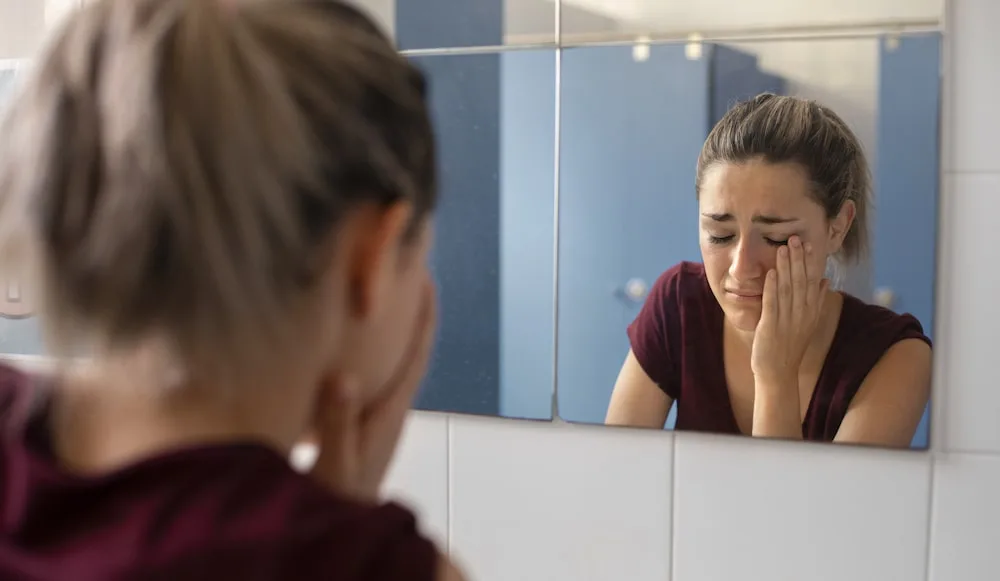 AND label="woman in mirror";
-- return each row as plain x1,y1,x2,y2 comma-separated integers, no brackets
606,94,932,447
0,0,465,579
